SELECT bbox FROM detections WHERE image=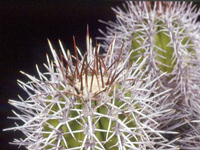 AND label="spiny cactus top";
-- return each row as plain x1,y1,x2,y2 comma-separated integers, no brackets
98,1,200,149
4,29,178,150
